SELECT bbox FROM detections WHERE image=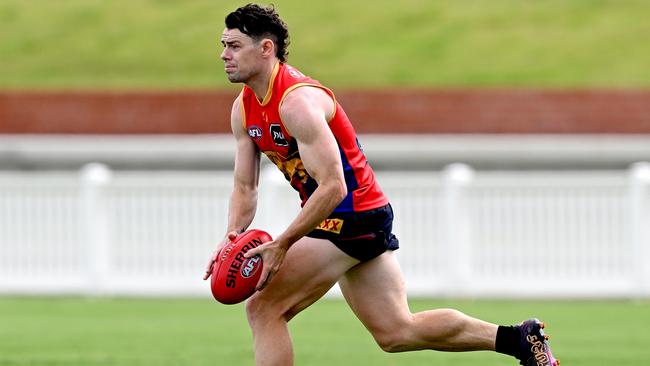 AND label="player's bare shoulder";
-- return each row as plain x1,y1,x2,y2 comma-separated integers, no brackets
230,91,246,136
280,86,335,129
